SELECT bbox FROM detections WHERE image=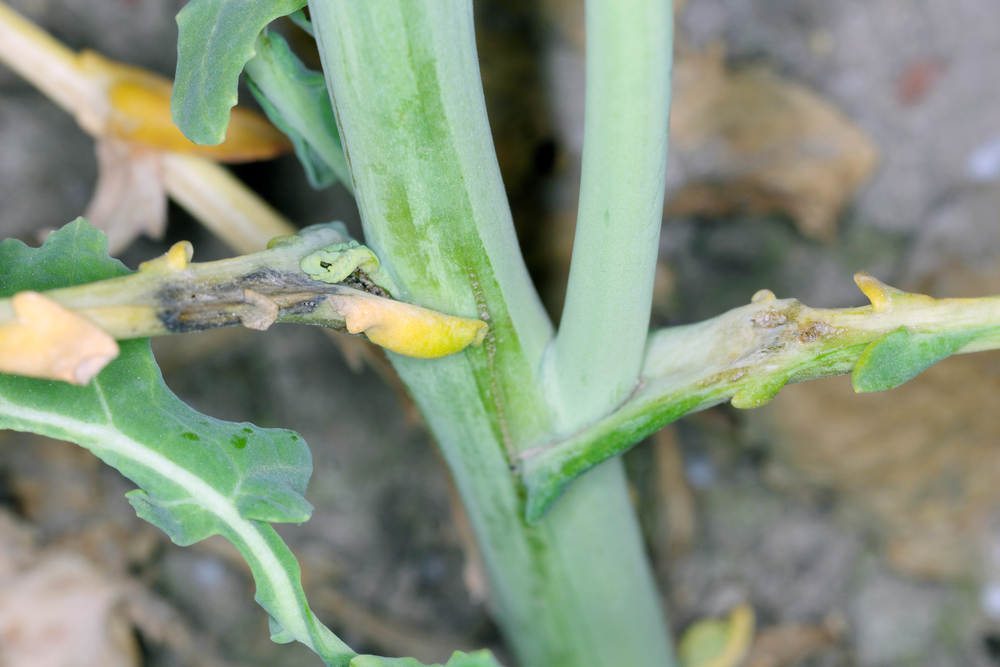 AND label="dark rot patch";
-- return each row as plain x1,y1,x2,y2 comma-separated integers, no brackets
237,267,285,286
158,304,241,334
231,434,248,449
343,268,391,298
